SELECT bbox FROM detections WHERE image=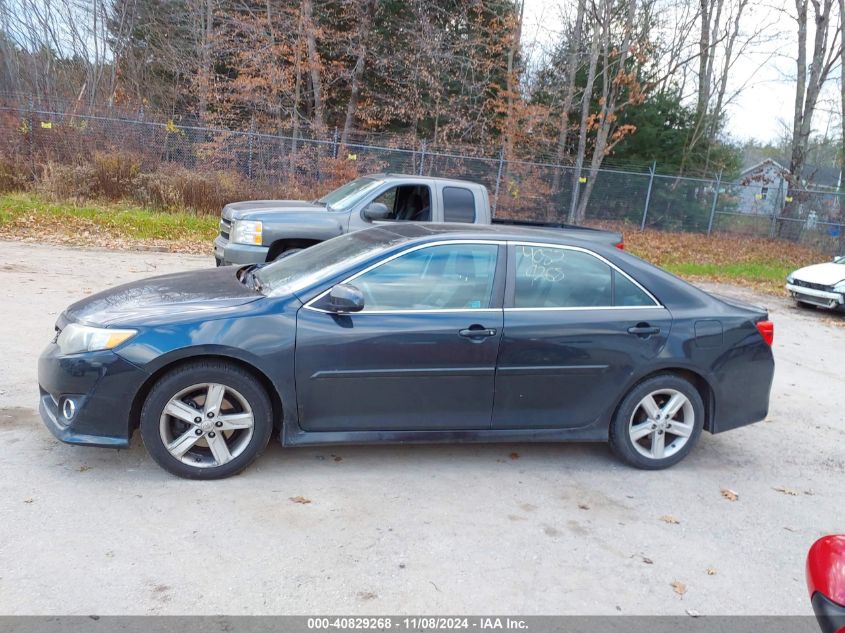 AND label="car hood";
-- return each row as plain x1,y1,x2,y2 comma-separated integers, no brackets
223,200,326,220
791,262,845,286
62,267,263,327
